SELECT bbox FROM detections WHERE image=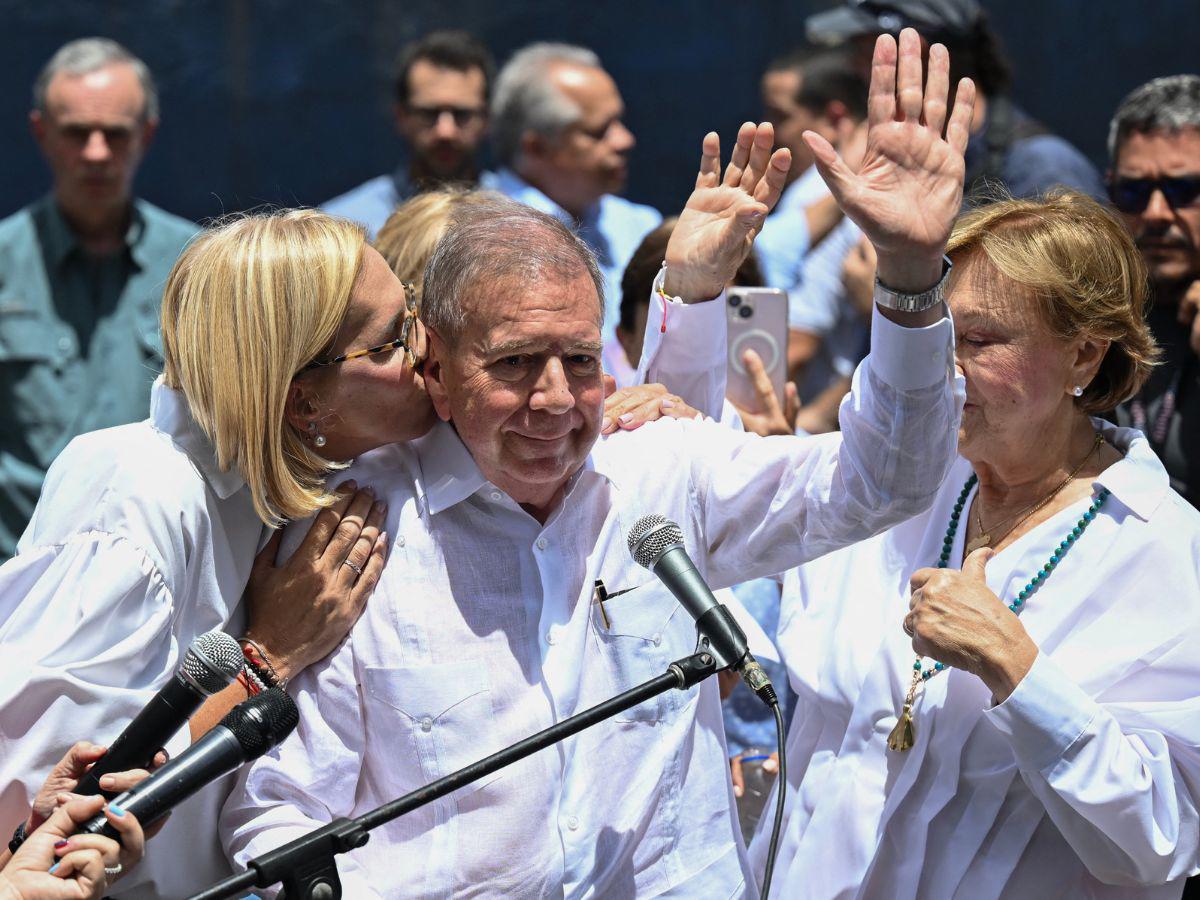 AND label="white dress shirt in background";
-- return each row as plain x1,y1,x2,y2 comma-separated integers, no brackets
0,380,259,899
750,420,1200,898
222,304,963,898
